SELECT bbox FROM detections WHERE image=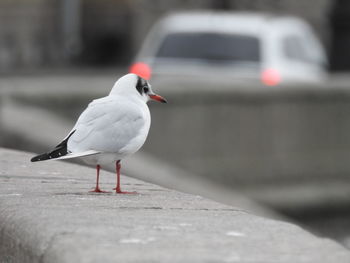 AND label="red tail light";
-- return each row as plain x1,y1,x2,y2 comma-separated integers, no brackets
261,68,281,86
129,62,152,80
